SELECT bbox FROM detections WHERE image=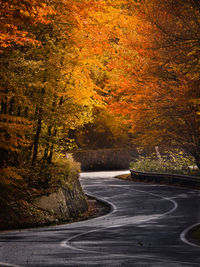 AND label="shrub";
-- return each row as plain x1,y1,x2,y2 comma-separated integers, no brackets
50,154,80,188
22,154,80,191
71,148,138,171
130,151,196,175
